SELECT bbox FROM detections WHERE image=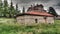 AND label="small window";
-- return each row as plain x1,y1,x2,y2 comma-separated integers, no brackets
44,16,47,19
35,19,38,23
